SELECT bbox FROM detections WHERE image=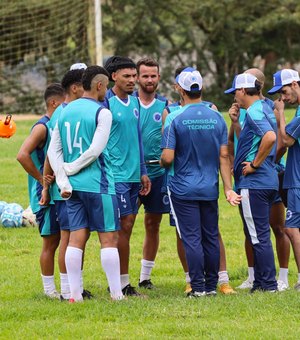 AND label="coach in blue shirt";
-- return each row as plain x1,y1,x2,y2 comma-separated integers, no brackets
161,67,241,297
225,73,279,293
